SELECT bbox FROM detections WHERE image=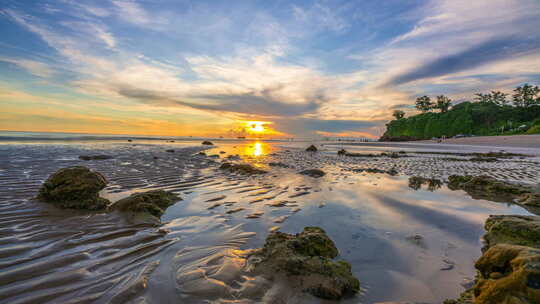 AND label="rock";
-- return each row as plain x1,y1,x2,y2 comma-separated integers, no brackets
448,175,532,202
127,139,132,142
110,190,180,217
219,151,226,154
268,162,290,168
408,177,442,191
483,215,540,249
166,149,175,153
298,169,326,178
337,149,347,155
472,244,540,304
246,227,360,300
38,166,109,210
306,145,318,152
445,215,540,304
219,162,267,175
198,151,206,156
518,193,540,207
202,141,214,145
78,155,113,160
